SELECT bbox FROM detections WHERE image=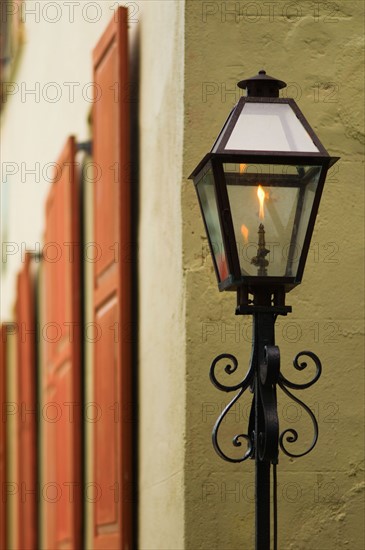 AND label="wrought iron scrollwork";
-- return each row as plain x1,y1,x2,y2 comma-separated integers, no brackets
210,353,255,463
278,351,322,458
210,347,322,462
279,351,322,390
